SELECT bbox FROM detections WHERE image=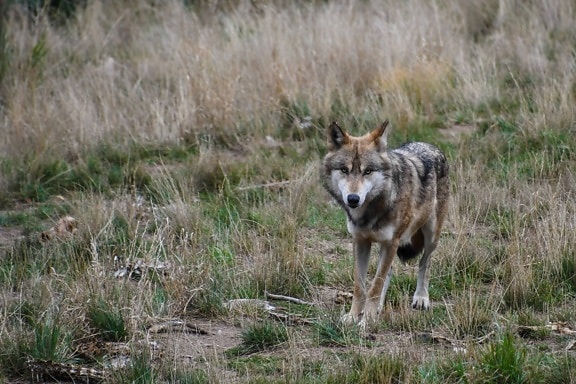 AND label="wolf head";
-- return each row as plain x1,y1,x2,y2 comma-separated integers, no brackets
322,121,394,216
